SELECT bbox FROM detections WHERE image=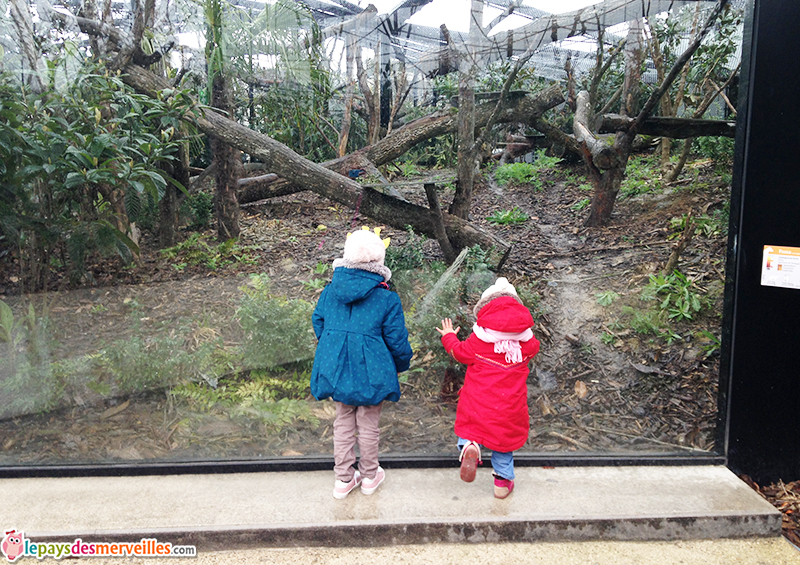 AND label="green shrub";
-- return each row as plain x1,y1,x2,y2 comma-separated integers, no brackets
494,150,562,191
237,274,317,370
96,333,196,395
160,233,257,271
694,136,734,171
596,290,620,306
385,226,427,271
181,192,214,229
495,162,538,186
621,155,661,198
